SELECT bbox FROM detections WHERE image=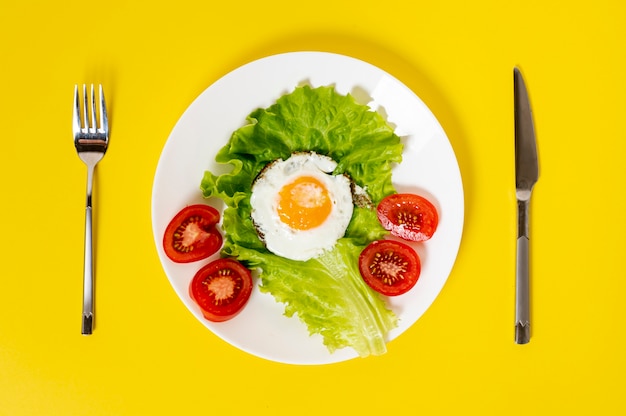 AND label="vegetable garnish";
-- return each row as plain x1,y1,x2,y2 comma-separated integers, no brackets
189,258,253,322
200,85,404,357
358,239,421,296
163,204,222,263
377,193,439,242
